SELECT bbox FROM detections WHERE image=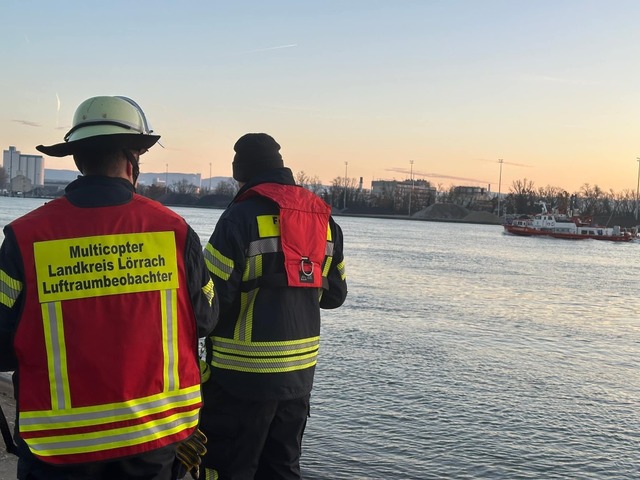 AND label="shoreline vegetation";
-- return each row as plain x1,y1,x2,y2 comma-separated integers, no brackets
6,190,640,229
